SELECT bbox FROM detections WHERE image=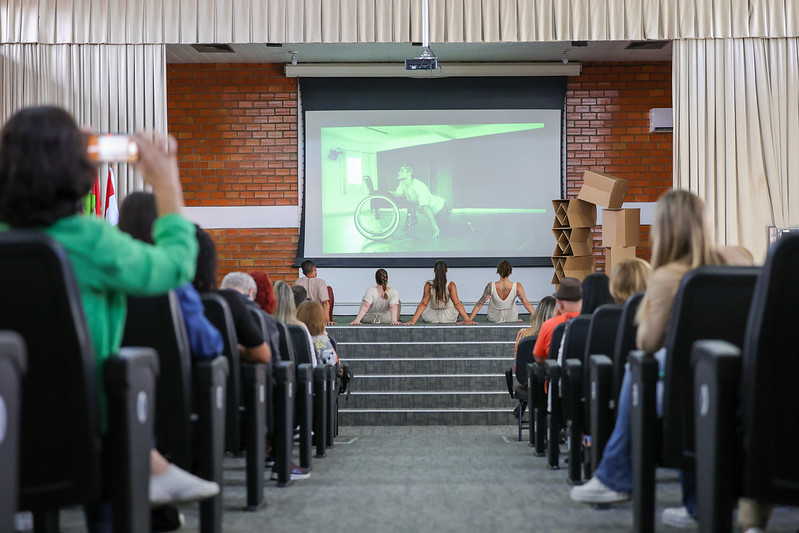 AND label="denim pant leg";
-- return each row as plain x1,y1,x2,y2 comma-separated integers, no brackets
680,467,698,518
594,366,633,494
